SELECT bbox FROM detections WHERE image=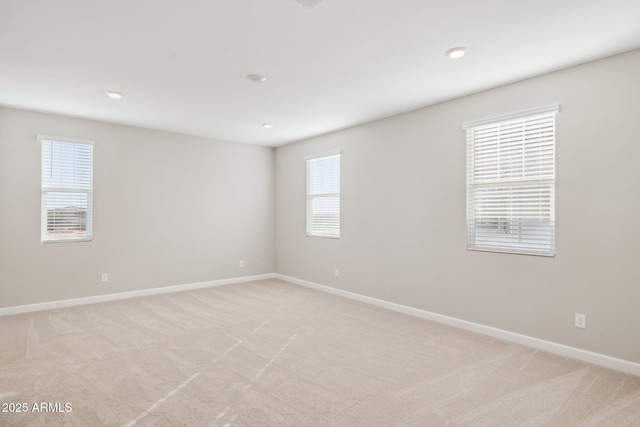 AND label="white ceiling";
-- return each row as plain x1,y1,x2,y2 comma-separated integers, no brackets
2,0,640,147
